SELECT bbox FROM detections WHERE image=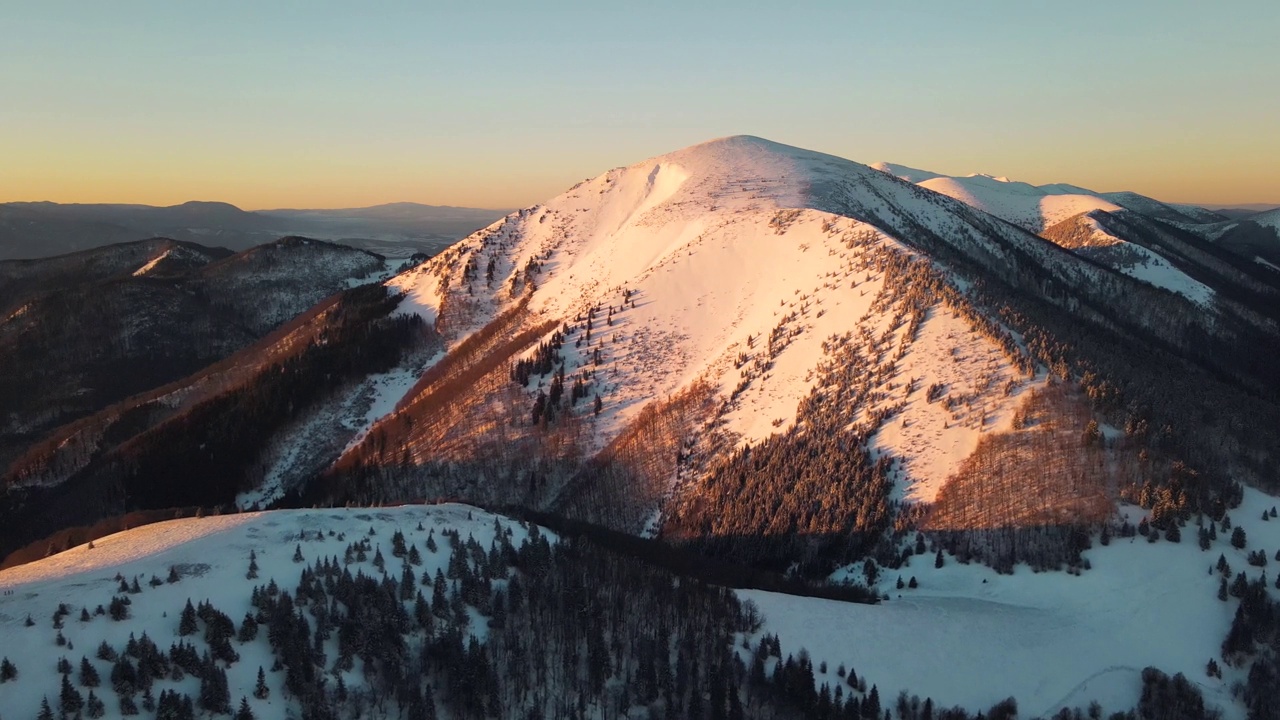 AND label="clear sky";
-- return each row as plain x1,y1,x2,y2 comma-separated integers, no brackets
2,1,1277,209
